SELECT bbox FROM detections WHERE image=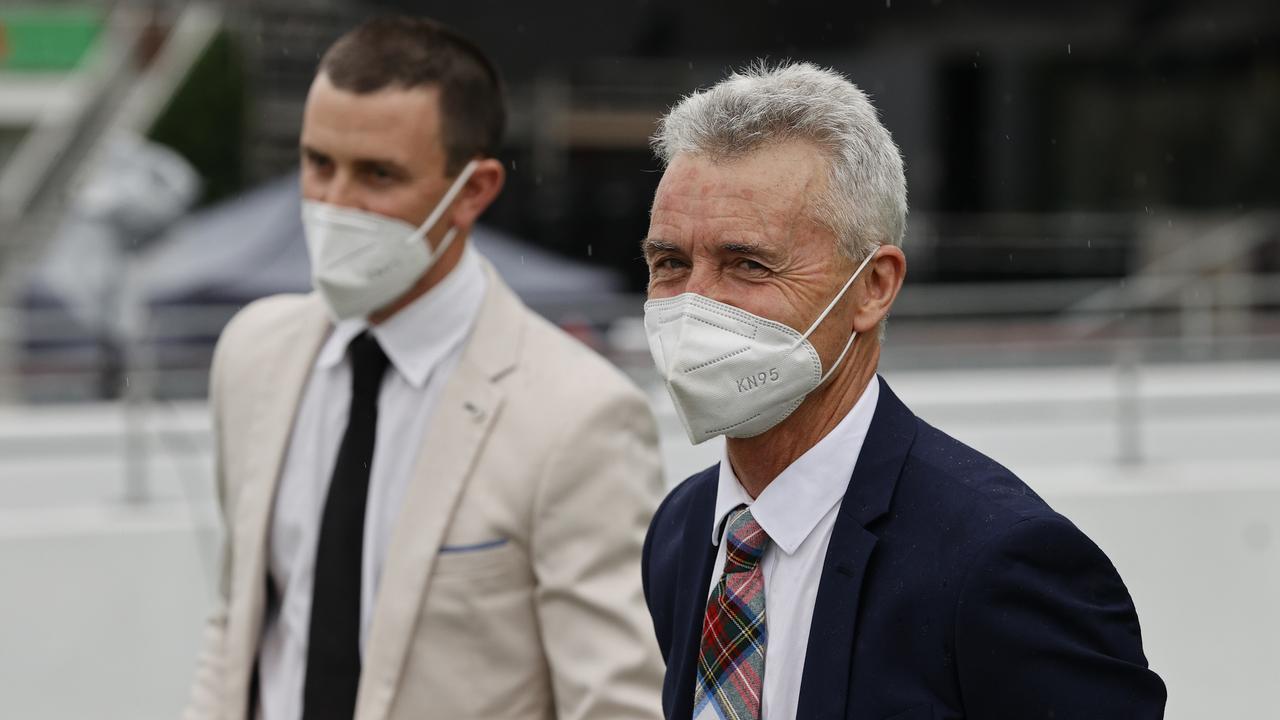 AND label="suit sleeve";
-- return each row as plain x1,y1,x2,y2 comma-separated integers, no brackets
640,493,660,655
954,516,1167,719
531,387,667,720
183,323,237,720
